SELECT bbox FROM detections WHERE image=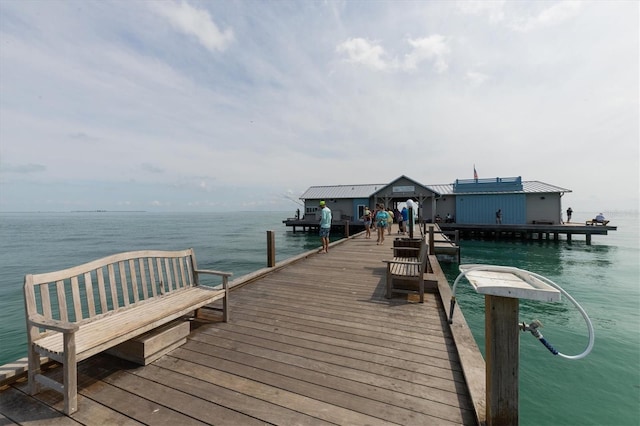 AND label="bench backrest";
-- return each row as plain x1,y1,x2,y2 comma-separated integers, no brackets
393,237,426,258
24,249,200,332
417,240,428,273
